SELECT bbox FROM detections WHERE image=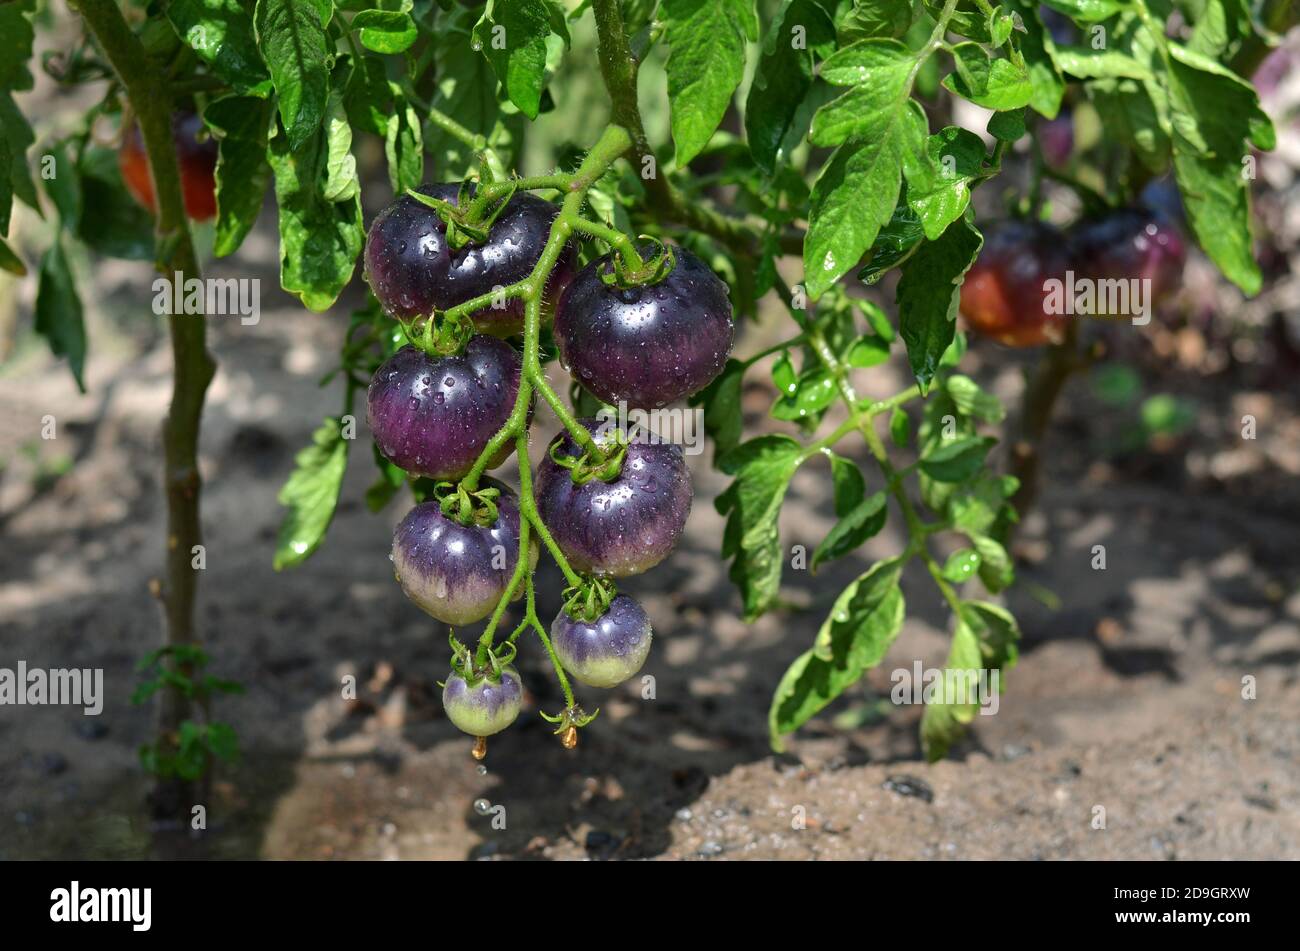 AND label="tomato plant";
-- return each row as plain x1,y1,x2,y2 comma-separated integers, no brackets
3,0,1292,782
